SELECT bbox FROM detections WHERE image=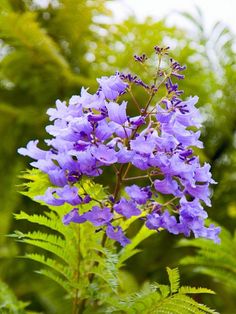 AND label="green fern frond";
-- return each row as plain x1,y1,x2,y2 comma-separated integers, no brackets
179,286,215,295
166,267,180,294
90,250,119,293
194,267,236,291
35,269,71,293
106,268,217,314
0,280,29,314
17,231,65,247
16,169,218,313
178,225,236,292
14,211,69,236
16,169,114,305
169,294,217,314
25,253,73,281
19,238,73,266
